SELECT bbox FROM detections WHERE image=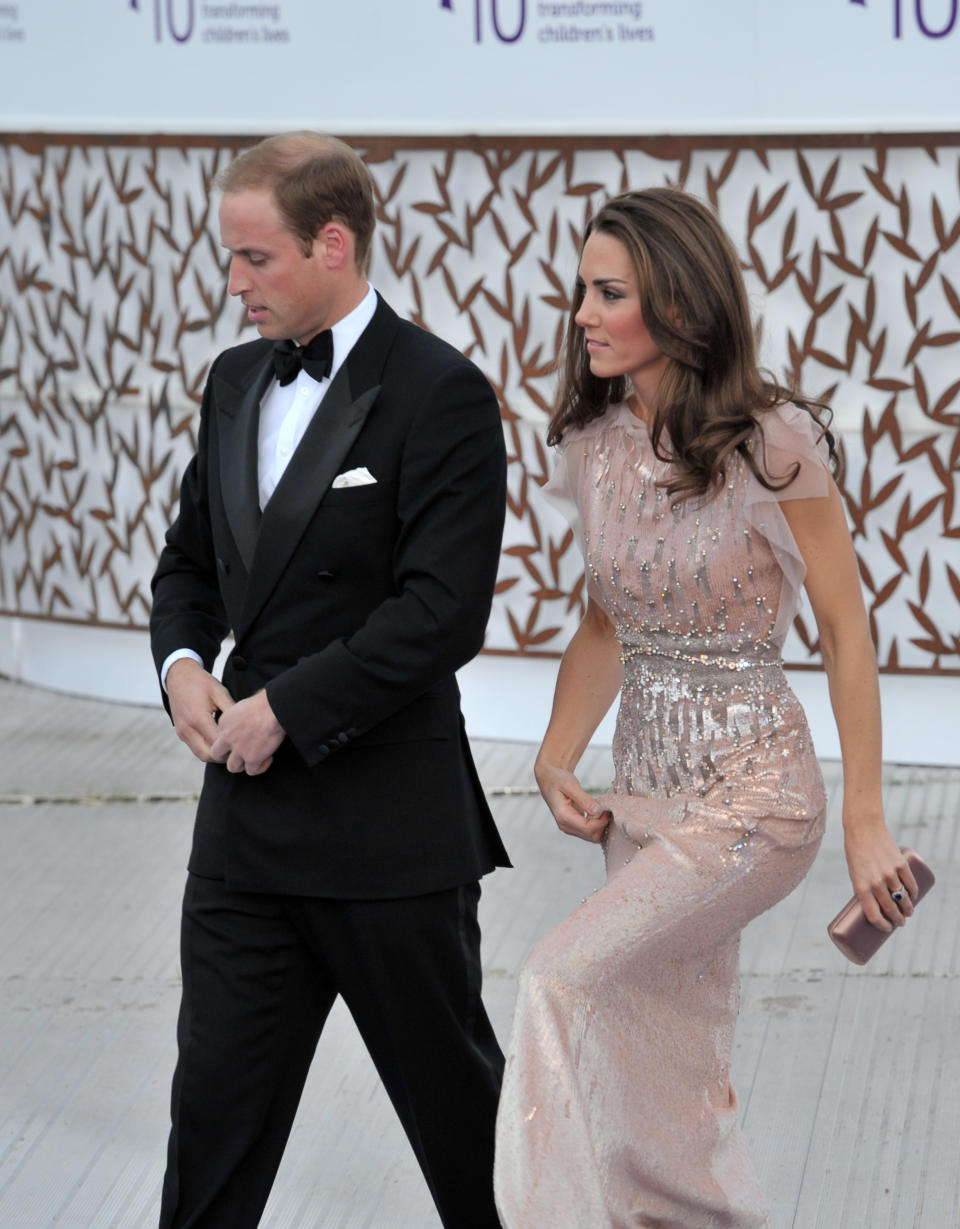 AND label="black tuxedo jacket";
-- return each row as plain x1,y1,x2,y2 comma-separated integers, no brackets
150,295,510,898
